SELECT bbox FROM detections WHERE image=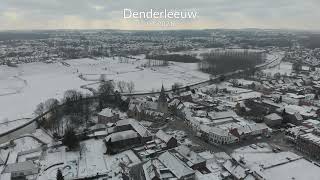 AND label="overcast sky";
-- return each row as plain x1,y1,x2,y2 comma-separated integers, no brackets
0,0,319,30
